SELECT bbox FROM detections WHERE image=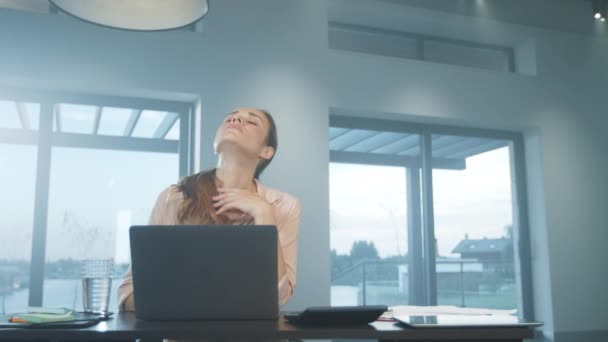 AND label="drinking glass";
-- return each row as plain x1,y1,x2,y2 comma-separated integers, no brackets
82,258,113,313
